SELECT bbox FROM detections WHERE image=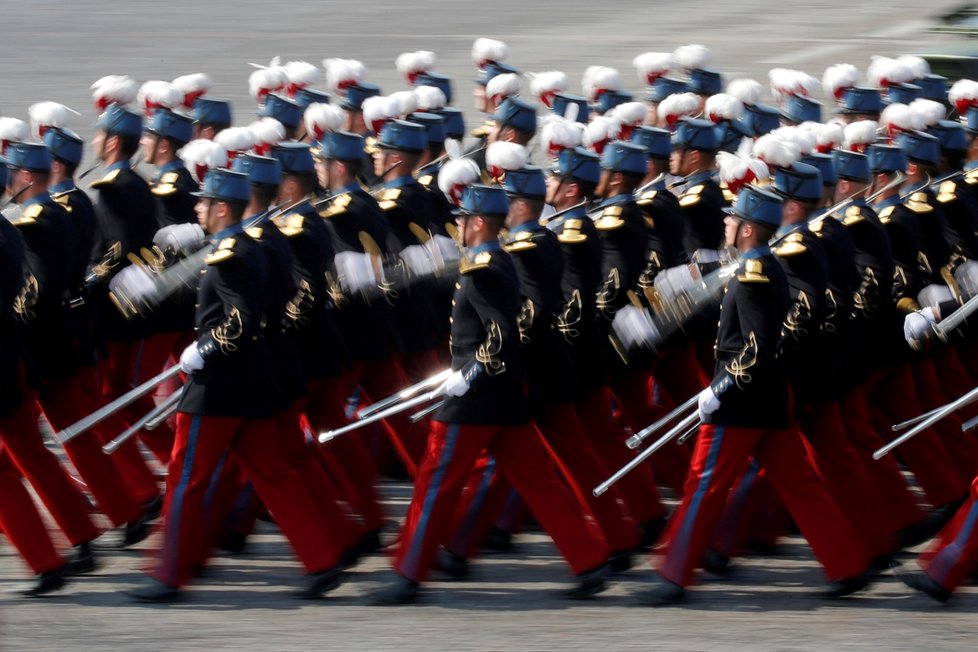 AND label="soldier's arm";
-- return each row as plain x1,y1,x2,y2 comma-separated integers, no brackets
196,249,264,359
458,267,518,387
